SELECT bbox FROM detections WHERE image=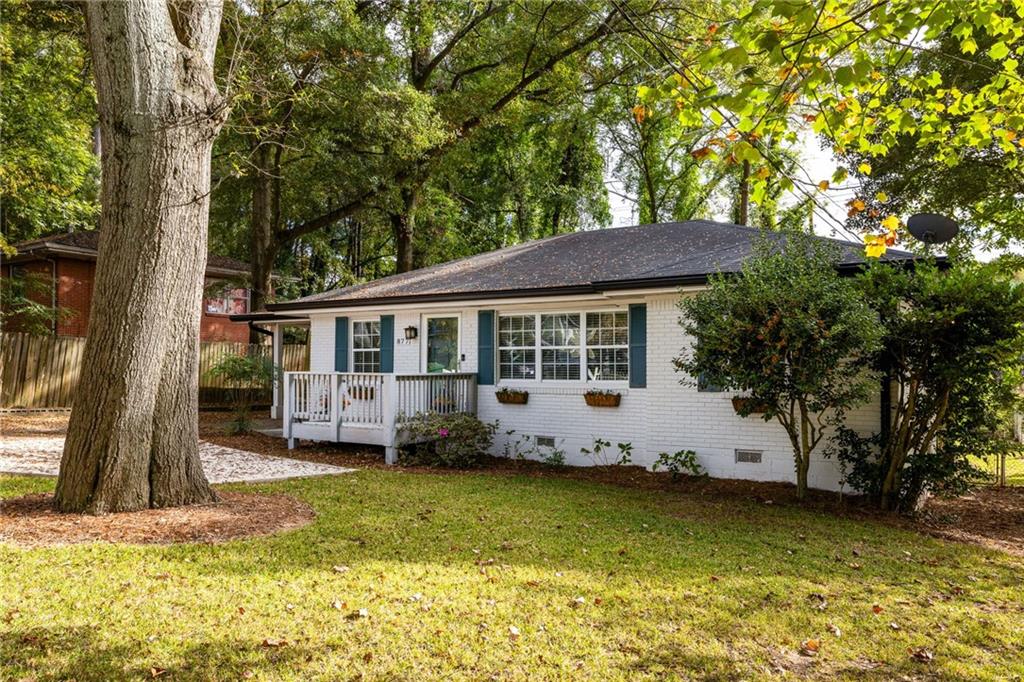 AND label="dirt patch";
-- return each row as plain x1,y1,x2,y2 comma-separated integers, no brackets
0,491,315,547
